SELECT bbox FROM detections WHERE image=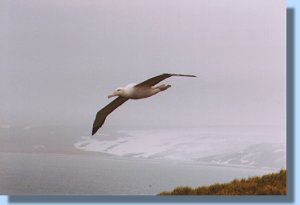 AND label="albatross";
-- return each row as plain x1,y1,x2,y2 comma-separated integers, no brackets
92,73,196,135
